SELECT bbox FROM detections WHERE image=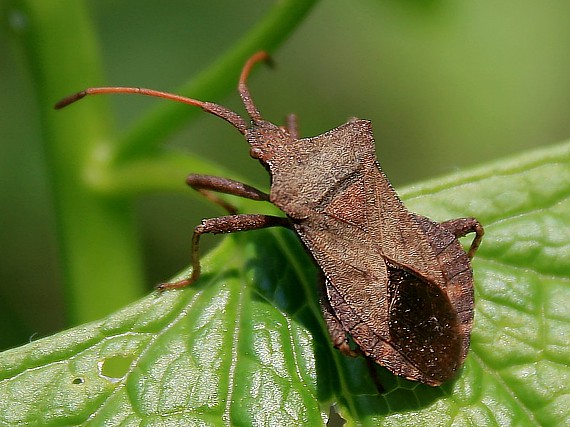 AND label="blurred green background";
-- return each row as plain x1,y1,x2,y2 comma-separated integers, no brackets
1,0,570,350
